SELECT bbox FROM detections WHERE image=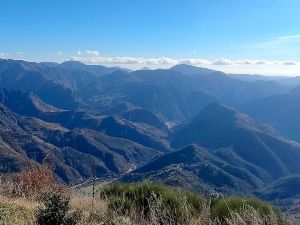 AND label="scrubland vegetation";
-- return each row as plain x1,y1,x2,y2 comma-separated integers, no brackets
0,167,298,225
